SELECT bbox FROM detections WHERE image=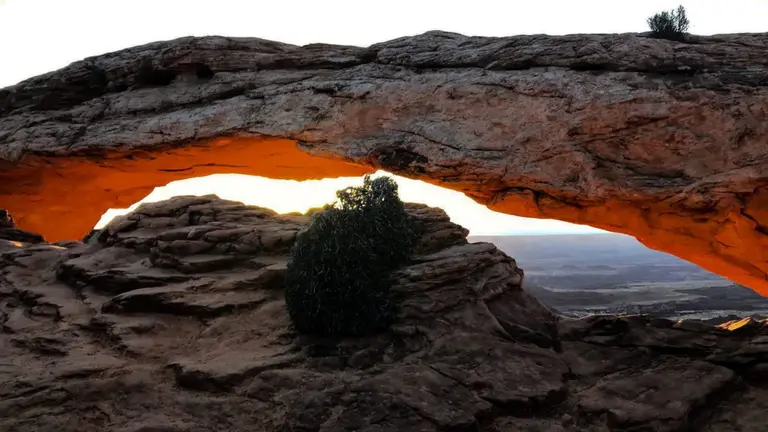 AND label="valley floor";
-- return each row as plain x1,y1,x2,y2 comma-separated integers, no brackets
471,234,768,323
